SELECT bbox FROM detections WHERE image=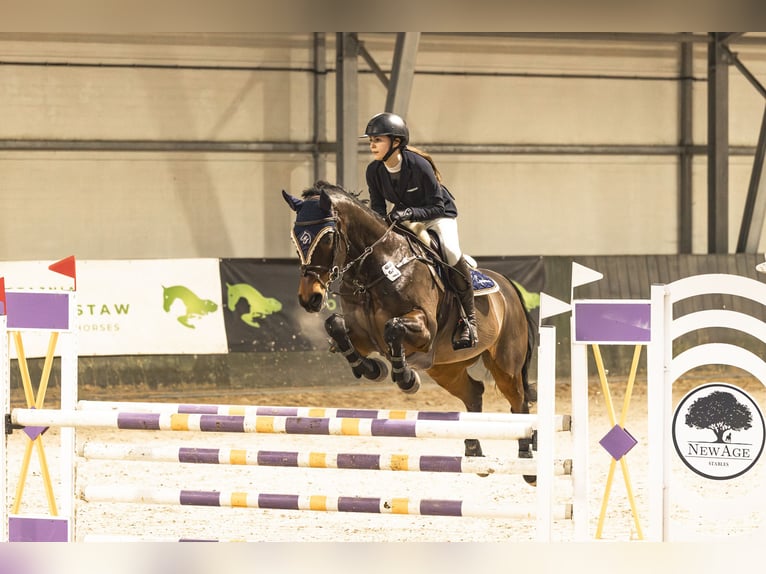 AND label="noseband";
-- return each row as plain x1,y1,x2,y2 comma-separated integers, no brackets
290,208,343,289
